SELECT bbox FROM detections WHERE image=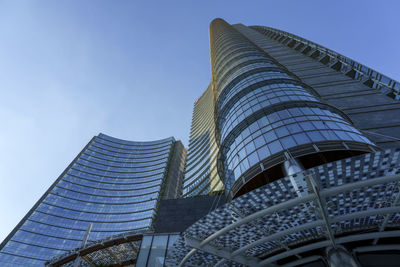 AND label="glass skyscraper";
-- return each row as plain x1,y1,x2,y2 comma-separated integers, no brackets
0,133,185,266
2,18,400,267
211,20,376,199
169,19,400,266
183,84,224,197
